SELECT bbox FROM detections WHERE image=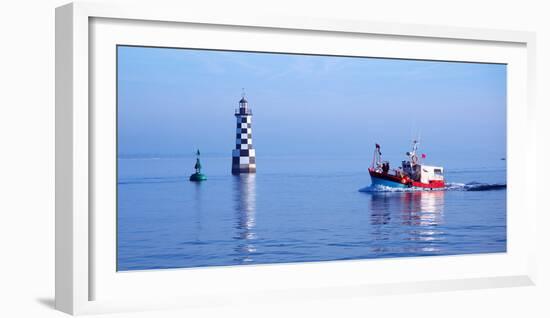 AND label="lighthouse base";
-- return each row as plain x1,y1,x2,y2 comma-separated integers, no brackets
232,165,256,175
231,155,256,174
